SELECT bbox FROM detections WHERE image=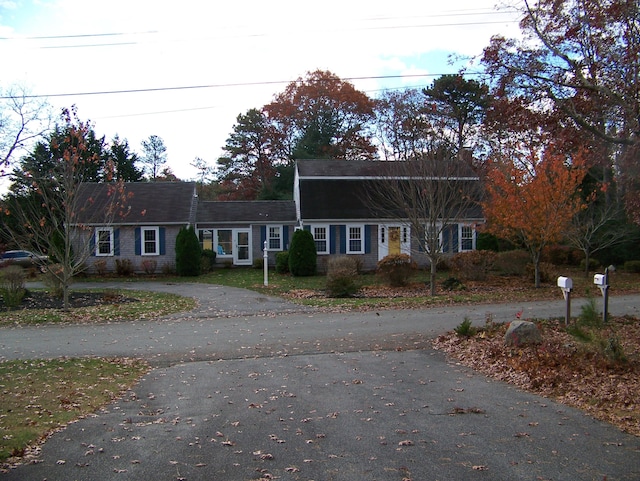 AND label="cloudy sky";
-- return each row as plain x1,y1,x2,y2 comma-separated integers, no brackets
0,0,522,180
